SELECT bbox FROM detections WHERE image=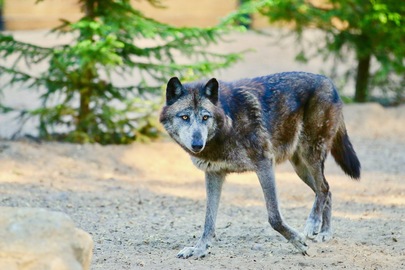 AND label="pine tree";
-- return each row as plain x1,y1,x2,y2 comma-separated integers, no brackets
243,0,404,103
0,0,242,143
